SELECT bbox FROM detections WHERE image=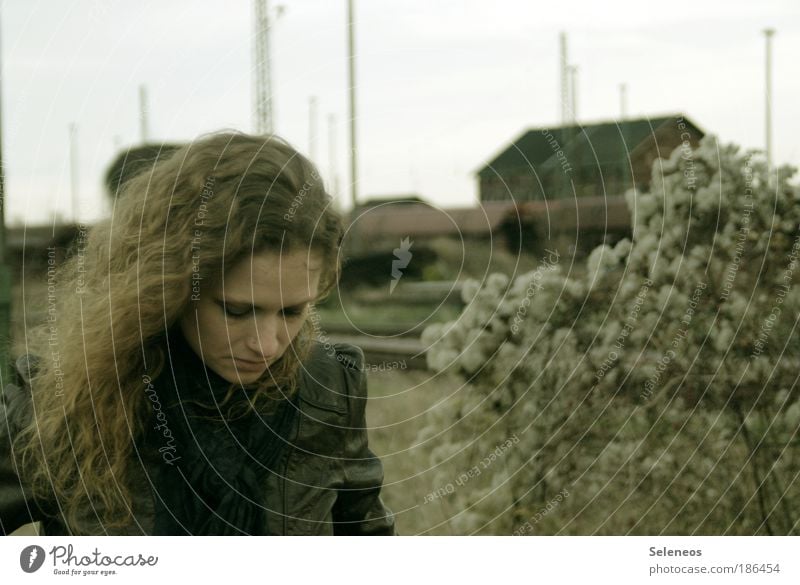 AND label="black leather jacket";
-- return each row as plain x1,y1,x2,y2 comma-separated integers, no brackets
0,342,395,536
